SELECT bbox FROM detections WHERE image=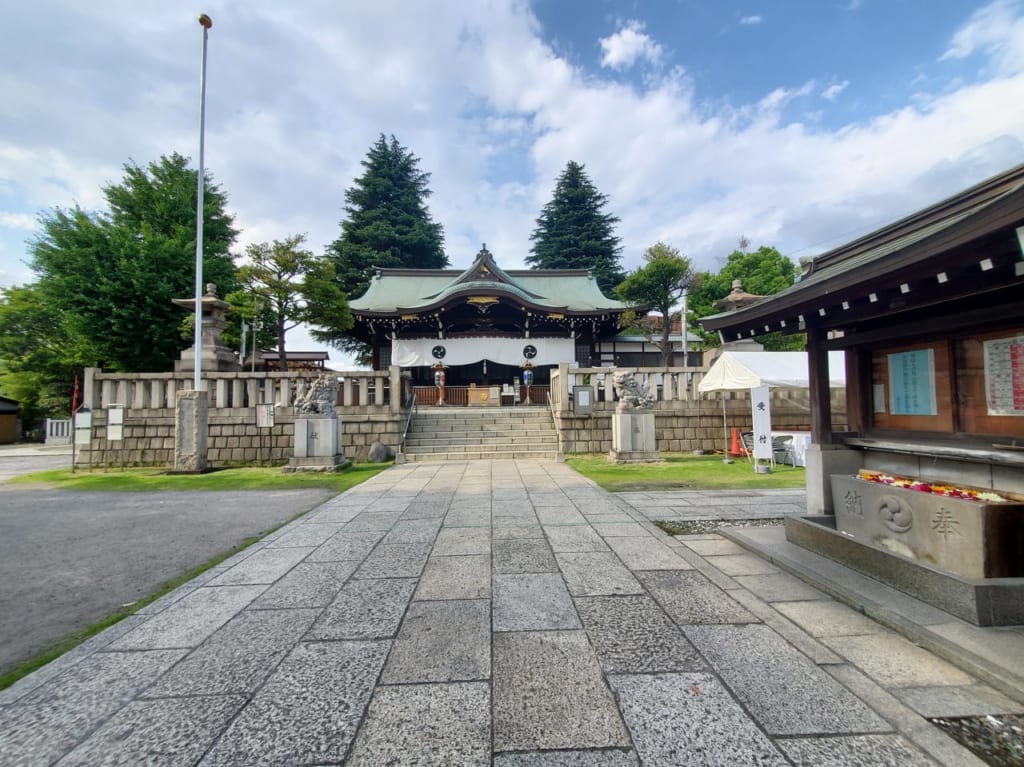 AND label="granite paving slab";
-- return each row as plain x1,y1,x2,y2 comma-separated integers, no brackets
382,517,442,544
144,608,319,697
304,505,364,524
603,536,693,570
544,525,609,552
893,684,1024,718
344,510,404,531
823,633,976,688
493,630,630,752
134,567,228,616
208,546,313,586
306,577,417,640
677,537,747,556
493,573,581,632
57,694,247,767
775,734,940,767
638,570,756,624
493,523,545,539
494,538,559,574
347,682,490,766
415,554,491,600
0,649,186,766
432,526,492,555
354,542,432,578
493,751,639,766
575,595,704,673
609,672,788,766
774,599,892,638
590,522,650,537
732,572,829,602
199,640,388,767
536,506,588,525
381,599,490,683
307,530,383,562
556,552,643,596
249,560,359,609
703,553,780,576
365,496,415,512
399,502,450,520
265,523,345,548
685,623,890,735
111,585,267,650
